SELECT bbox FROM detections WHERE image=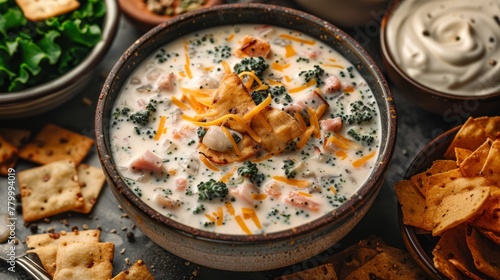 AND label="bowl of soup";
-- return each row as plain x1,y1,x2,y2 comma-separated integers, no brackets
95,3,396,271
380,0,500,116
